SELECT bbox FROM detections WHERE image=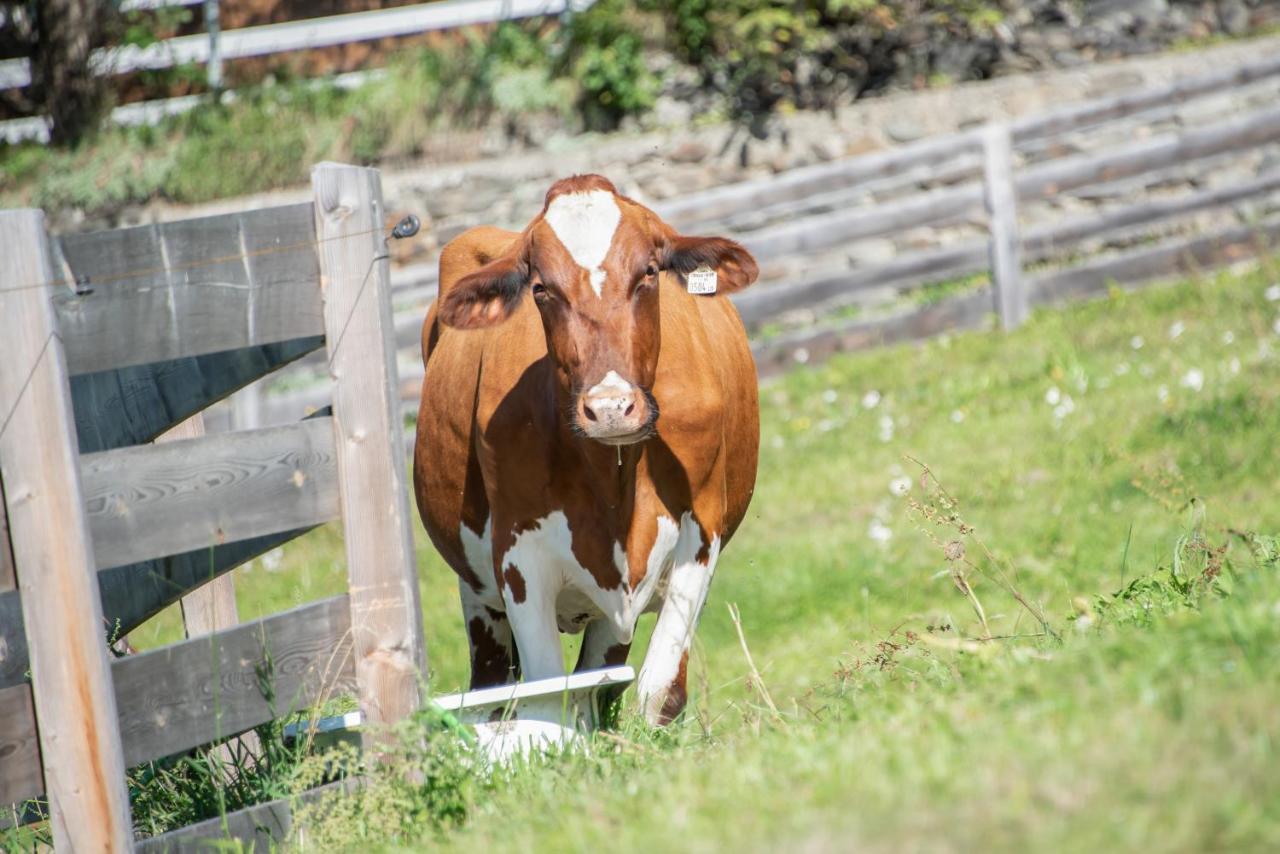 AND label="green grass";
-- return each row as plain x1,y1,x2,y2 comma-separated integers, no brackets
10,263,1280,850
